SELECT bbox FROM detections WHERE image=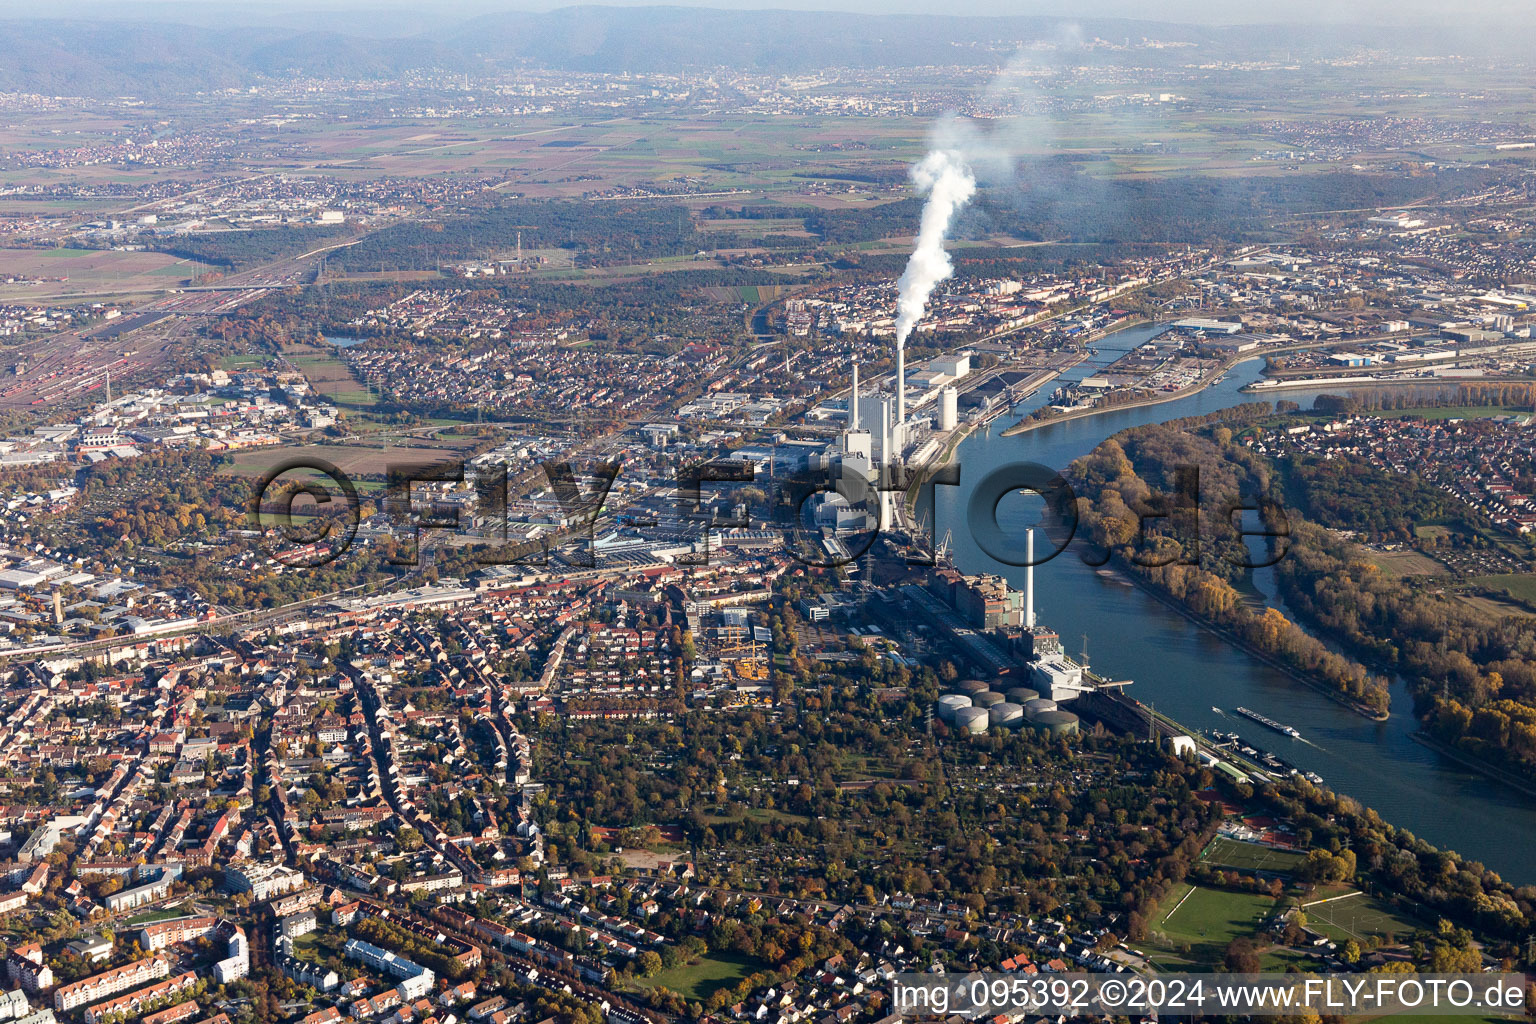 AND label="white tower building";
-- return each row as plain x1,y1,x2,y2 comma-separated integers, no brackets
849,361,859,432
1025,527,1036,629
938,386,958,431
